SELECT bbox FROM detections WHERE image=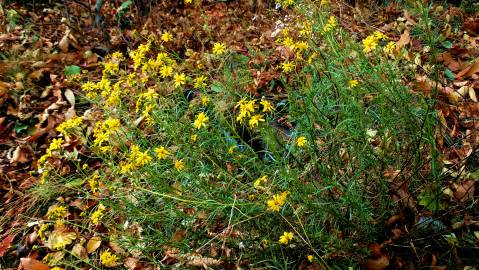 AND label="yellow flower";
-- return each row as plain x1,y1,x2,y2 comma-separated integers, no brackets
184,0,192,3
56,116,83,136
100,250,119,267
89,172,100,193
212,42,226,55
48,138,64,152
194,112,209,129
161,31,173,42
295,41,309,52
373,31,388,41
281,61,295,73
46,205,68,220
90,203,106,225
266,191,289,212
260,98,274,113
254,175,268,189
160,65,173,78
323,16,337,32
155,146,170,159
194,75,207,89
384,41,396,54
201,95,209,106
249,114,265,128
348,79,359,88
135,150,152,167
307,255,314,262
278,231,294,245
174,73,186,88
38,223,50,240
175,159,184,171
191,134,198,142
296,136,307,147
